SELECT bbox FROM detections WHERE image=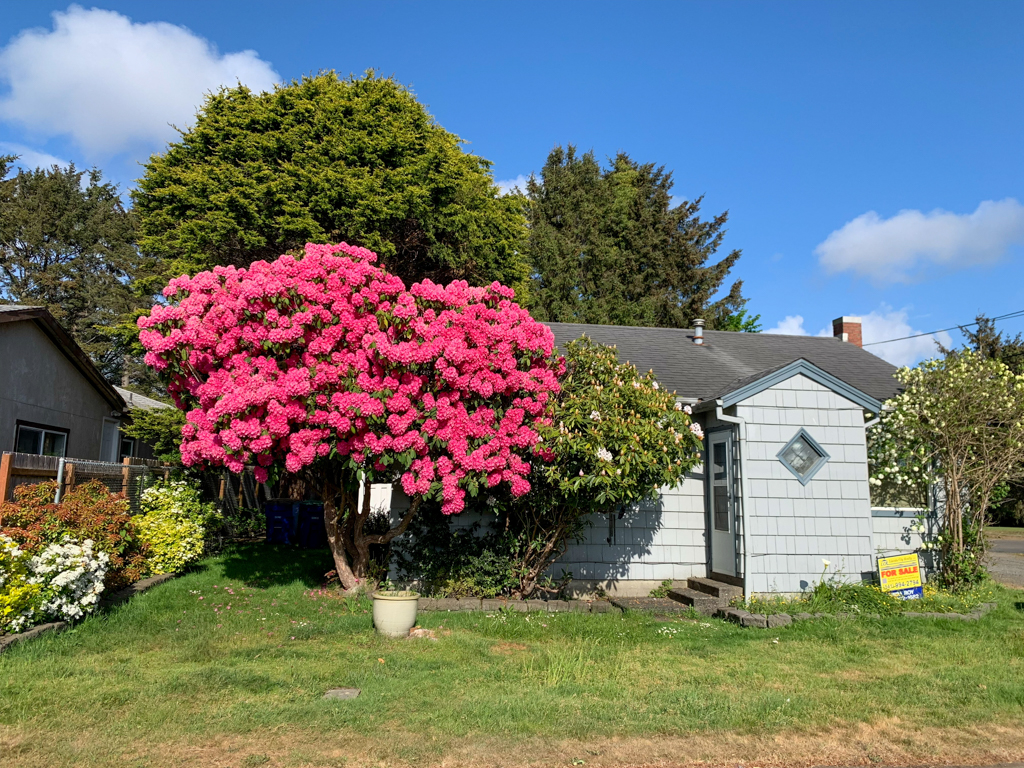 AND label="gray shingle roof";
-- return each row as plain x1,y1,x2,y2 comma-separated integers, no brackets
114,386,173,411
544,323,902,403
